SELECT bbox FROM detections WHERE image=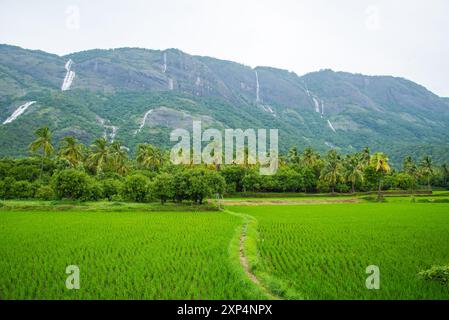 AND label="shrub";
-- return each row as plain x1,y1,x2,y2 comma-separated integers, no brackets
418,265,449,286
150,173,175,204
83,179,104,201
11,181,35,199
52,169,90,200
335,183,350,193
172,170,190,203
0,177,15,199
102,179,123,201
35,185,55,200
122,174,149,202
